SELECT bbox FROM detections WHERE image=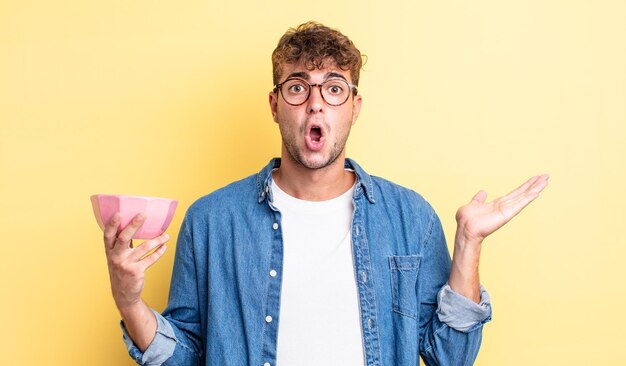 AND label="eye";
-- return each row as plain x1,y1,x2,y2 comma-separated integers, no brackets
325,81,345,95
286,80,308,94
291,85,304,93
